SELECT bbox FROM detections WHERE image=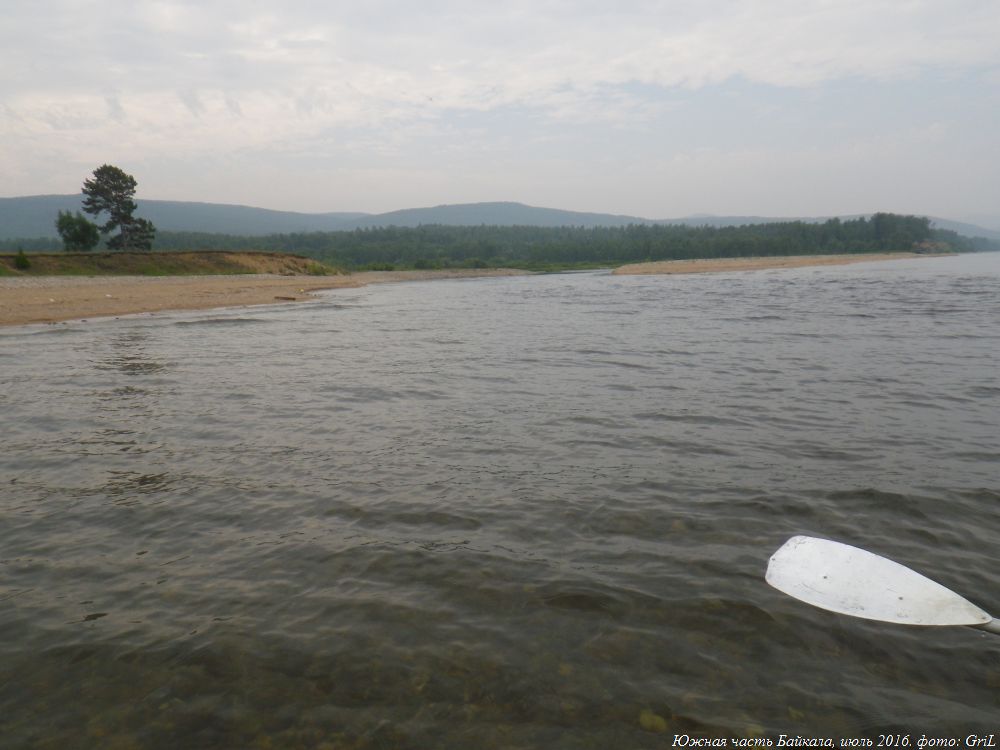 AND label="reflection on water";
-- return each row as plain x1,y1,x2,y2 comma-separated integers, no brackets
1,254,1000,746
